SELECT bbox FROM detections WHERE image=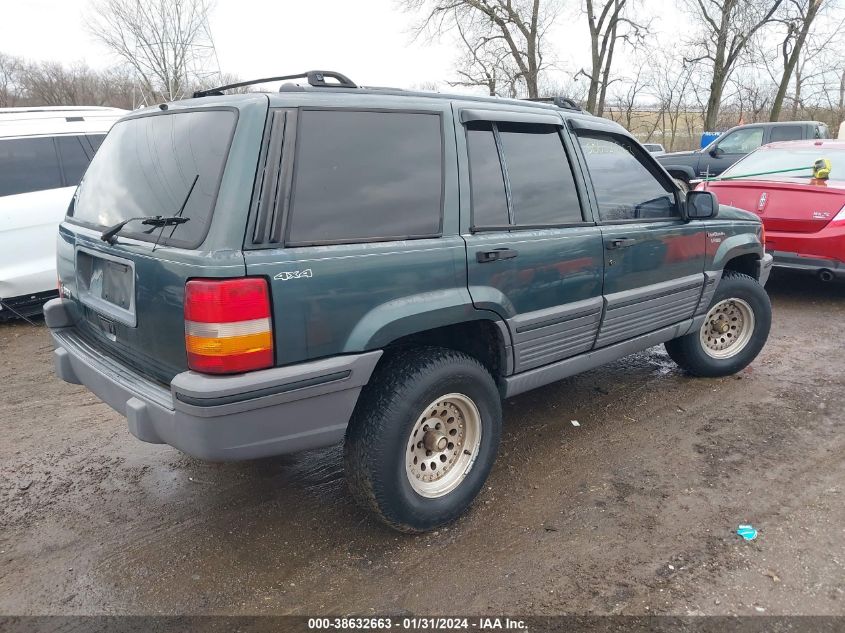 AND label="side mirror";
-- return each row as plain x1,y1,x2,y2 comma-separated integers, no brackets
686,190,719,220
709,146,722,158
